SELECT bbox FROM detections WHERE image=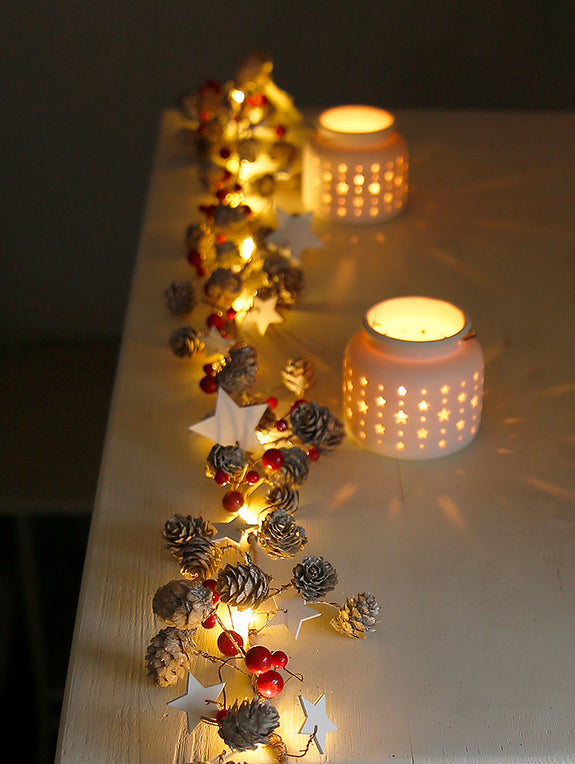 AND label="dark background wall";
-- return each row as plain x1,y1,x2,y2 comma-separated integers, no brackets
1,0,574,342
